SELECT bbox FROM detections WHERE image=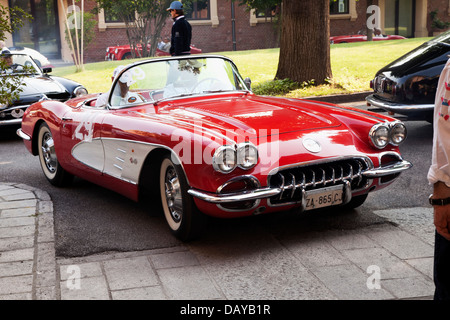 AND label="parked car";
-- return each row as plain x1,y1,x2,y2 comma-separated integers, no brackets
330,34,406,44
105,43,202,60
366,30,450,122
17,55,412,241
0,51,87,126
